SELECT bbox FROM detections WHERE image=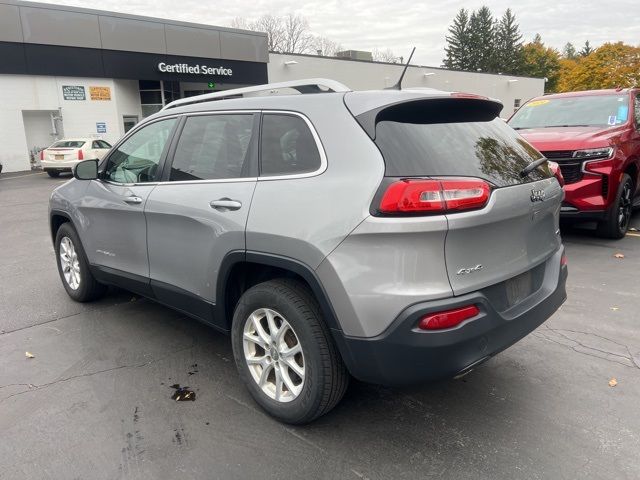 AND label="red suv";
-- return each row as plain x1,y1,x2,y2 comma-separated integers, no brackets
509,88,640,238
